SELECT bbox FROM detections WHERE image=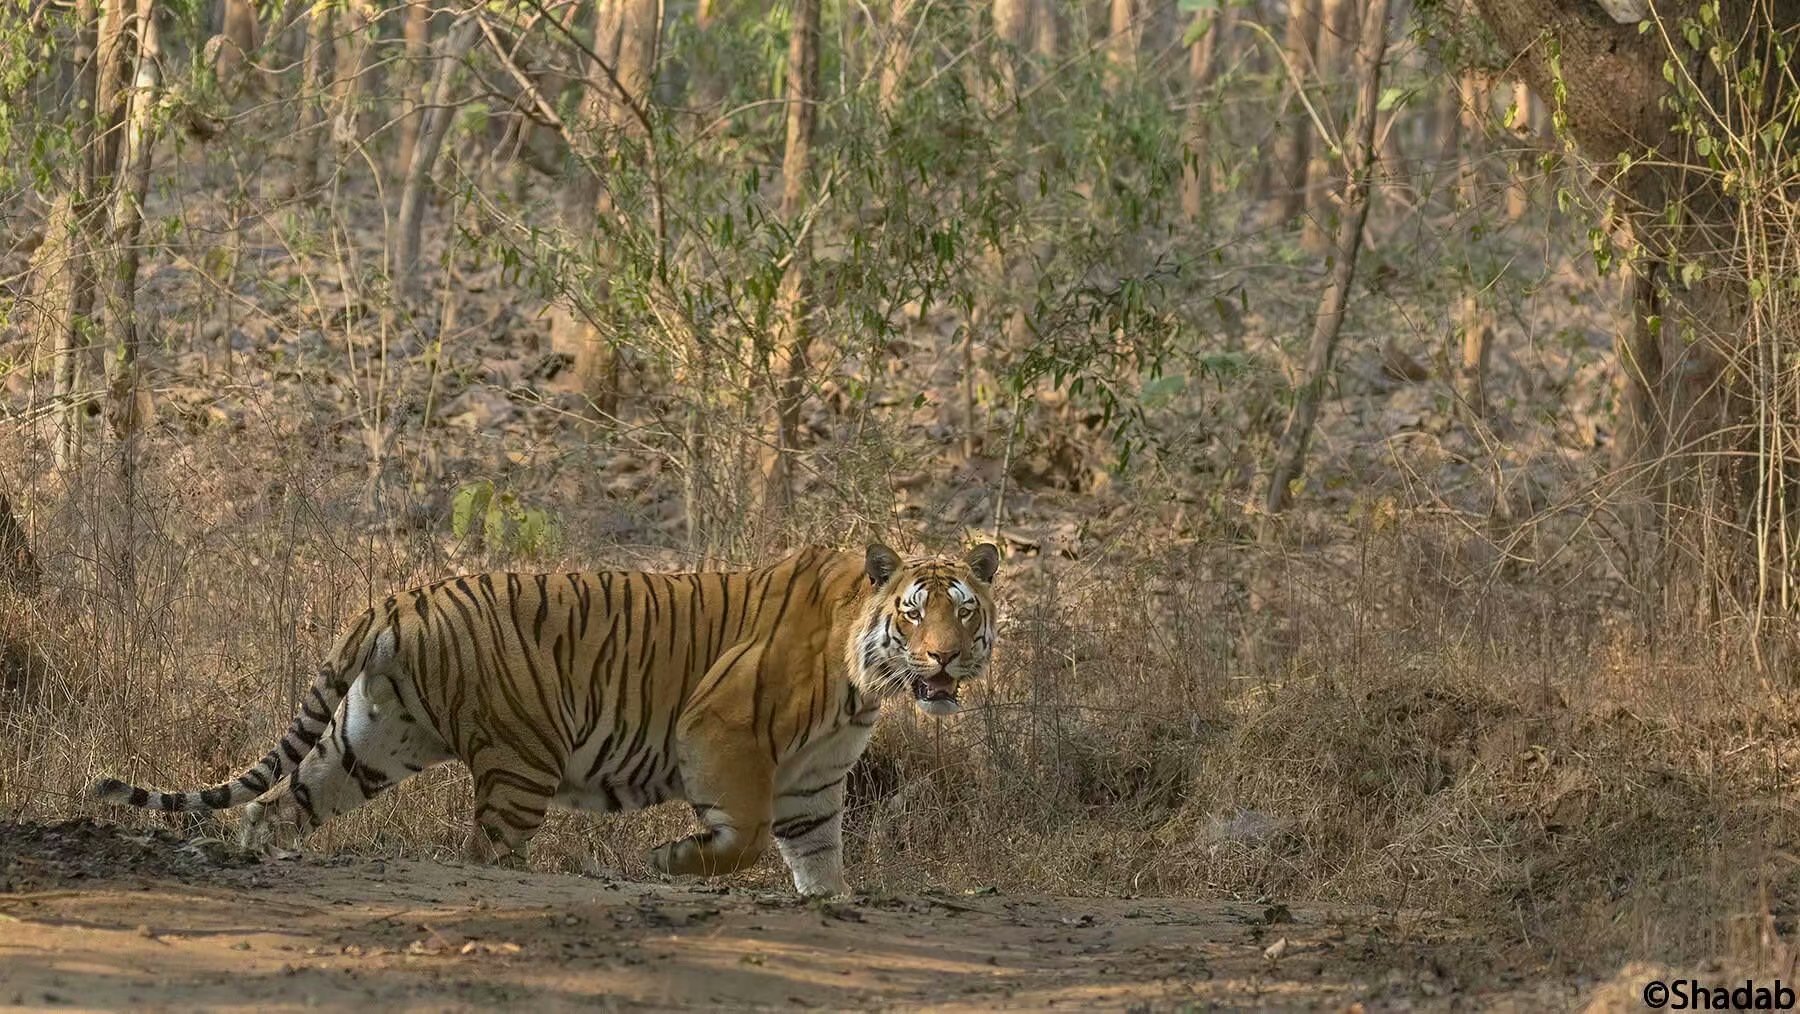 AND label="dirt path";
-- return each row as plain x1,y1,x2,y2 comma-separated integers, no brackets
0,820,1584,1011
